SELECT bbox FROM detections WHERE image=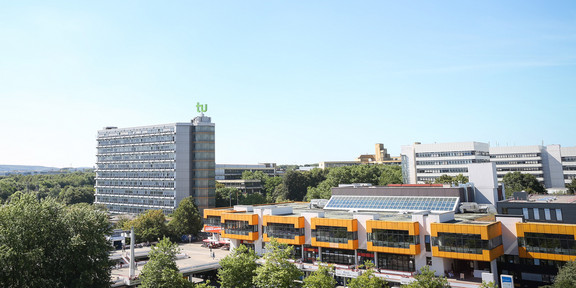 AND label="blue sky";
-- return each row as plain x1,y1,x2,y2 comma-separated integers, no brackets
1,1,575,167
